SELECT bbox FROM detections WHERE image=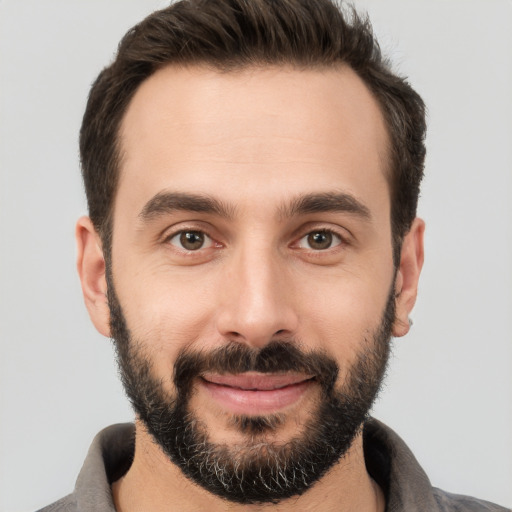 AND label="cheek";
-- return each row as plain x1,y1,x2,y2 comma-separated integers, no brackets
294,269,392,359
114,264,222,354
